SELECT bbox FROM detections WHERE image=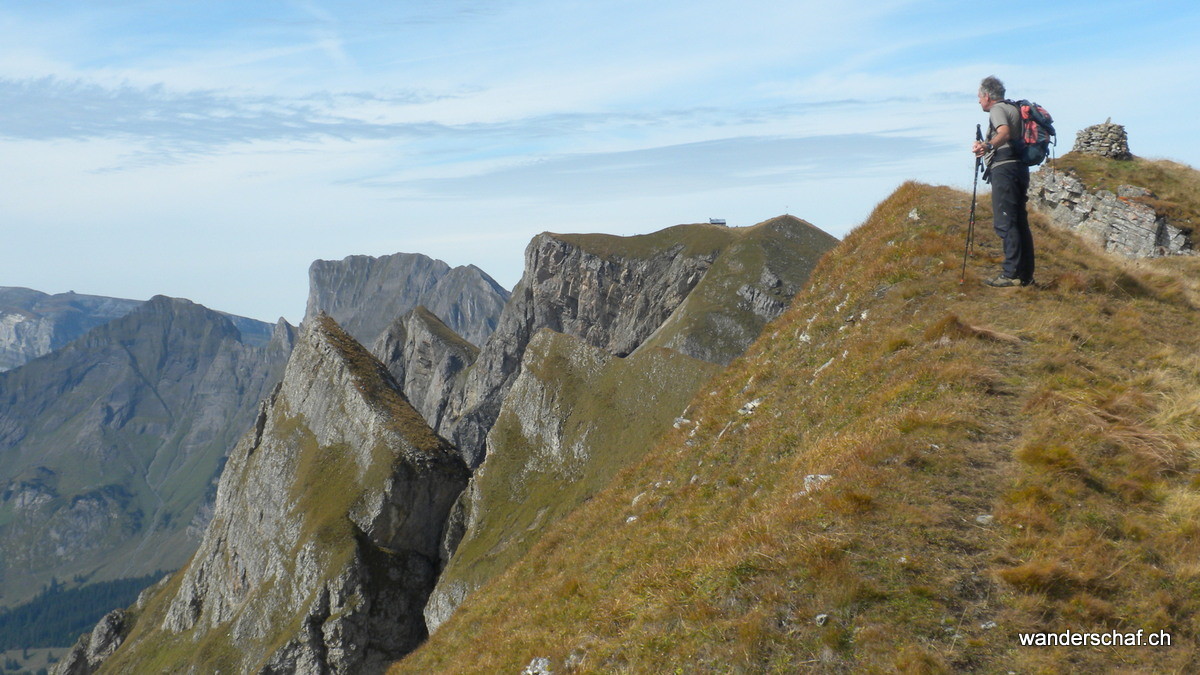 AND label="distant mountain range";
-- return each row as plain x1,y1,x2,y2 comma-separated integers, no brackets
305,252,511,349
0,288,142,372
0,287,278,374
0,296,294,609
